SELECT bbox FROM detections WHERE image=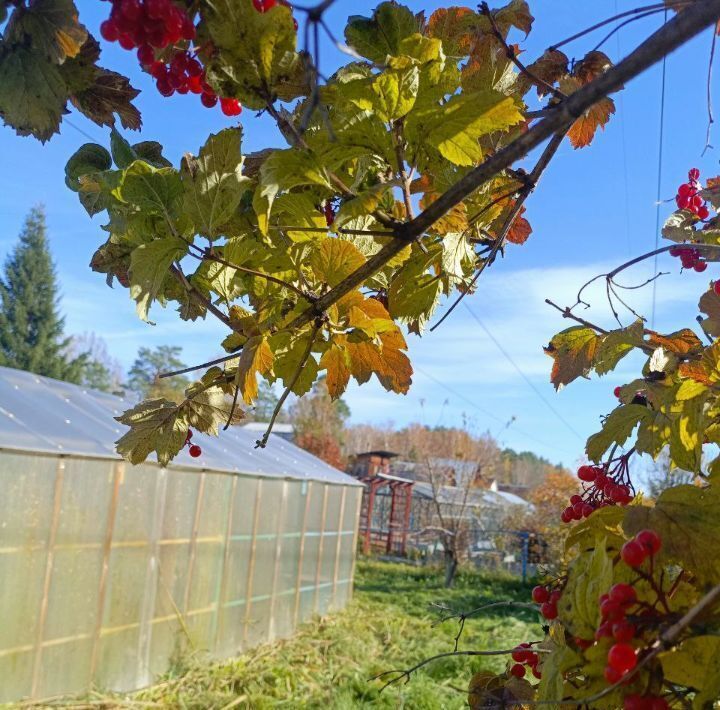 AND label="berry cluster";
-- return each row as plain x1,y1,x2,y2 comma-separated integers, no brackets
184,429,202,458
100,0,195,51
99,0,242,116
668,245,707,272
675,167,709,220
560,456,635,524
531,584,562,620
509,642,541,680
323,202,336,227
620,529,661,567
